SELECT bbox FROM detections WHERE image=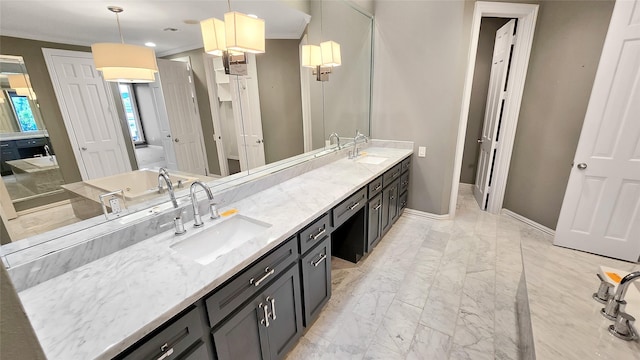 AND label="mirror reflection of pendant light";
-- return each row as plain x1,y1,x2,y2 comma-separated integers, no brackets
301,41,341,81
91,6,158,83
8,74,37,99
